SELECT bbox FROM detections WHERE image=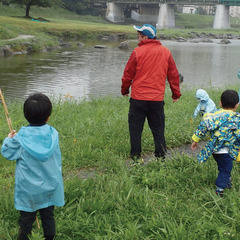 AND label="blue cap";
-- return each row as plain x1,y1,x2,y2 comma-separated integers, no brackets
134,24,157,39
